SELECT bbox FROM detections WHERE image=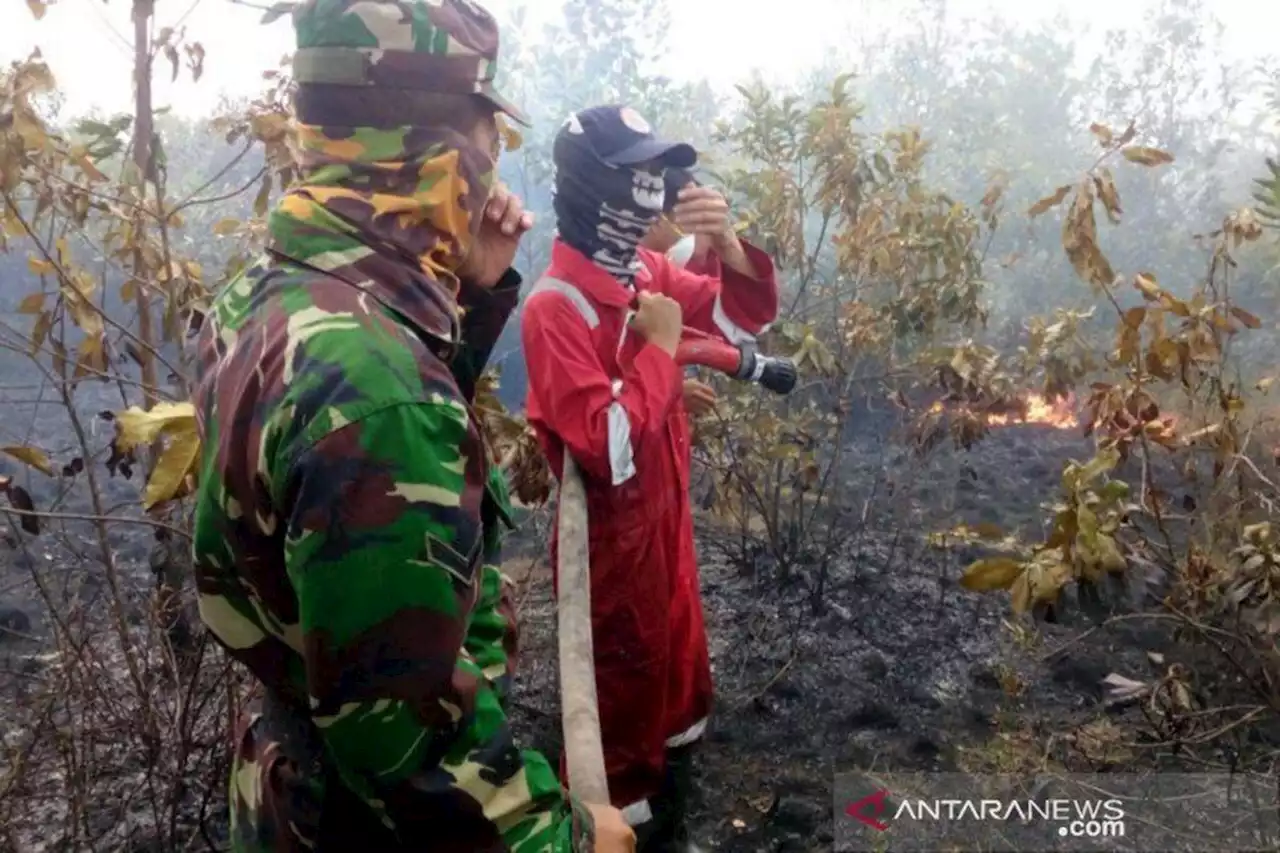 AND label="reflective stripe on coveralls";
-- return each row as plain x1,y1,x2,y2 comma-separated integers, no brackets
712,292,768,345
527,277,637,485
